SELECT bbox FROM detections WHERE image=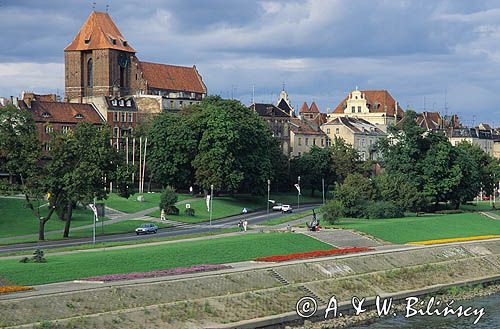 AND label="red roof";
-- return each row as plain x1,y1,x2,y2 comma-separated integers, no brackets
416,111,442,130
65,11,135,52
308,102,320,113
140,62,207,94
299,102,309,114
332,90,404,117
29,101,104,124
